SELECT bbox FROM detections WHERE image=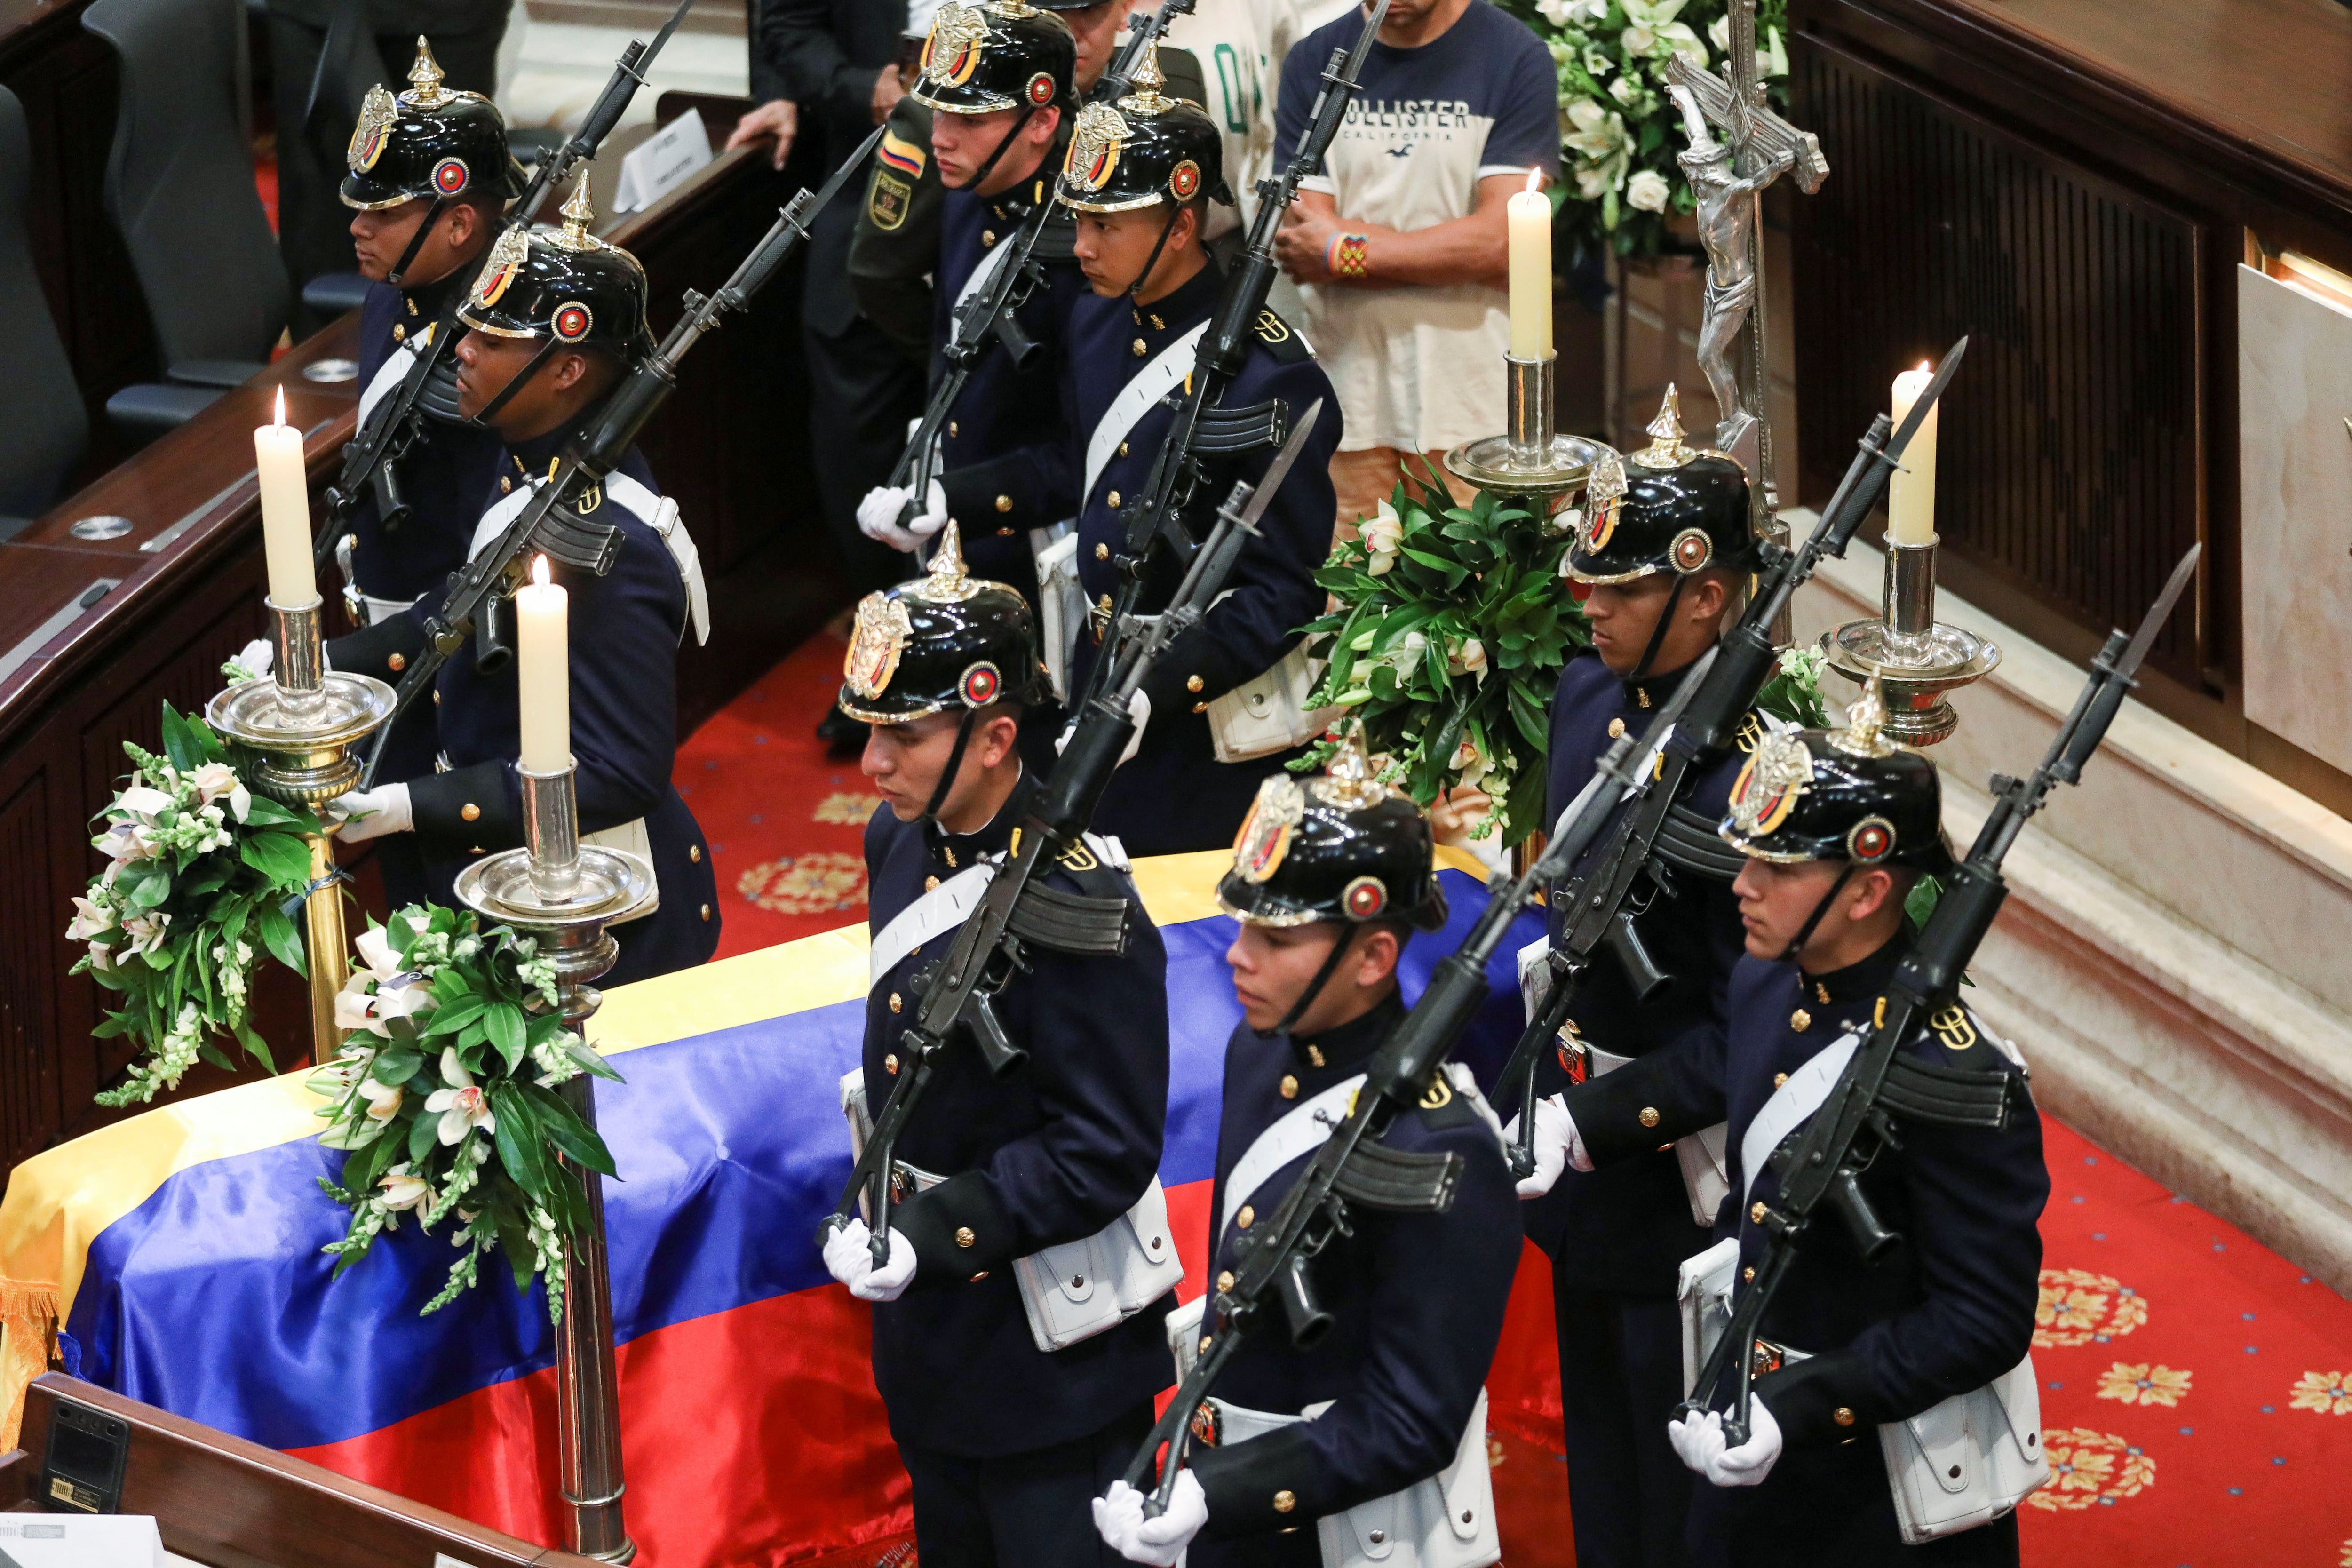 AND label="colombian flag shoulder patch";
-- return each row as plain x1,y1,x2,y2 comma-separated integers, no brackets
879,129,927,178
